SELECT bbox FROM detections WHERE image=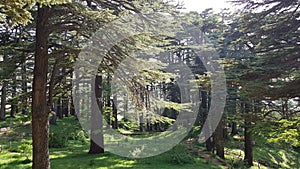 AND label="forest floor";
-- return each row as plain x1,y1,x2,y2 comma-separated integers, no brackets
0,116,222,169
0,115,299,169
183,138,227,168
